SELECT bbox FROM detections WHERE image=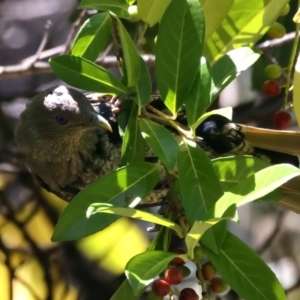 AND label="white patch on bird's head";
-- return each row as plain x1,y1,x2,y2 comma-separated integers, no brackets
43,86,80,113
